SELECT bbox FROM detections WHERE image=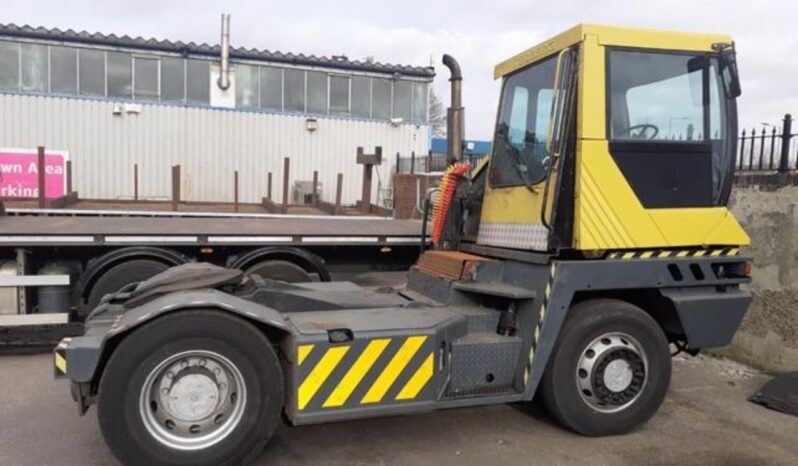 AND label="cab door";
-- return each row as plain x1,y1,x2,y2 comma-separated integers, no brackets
478,49,576,251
